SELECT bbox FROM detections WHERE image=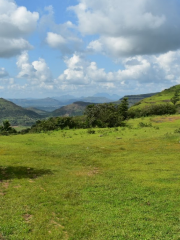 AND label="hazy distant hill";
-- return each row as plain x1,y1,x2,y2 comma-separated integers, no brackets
51,92,161,117
9,97,62,112
93,93,119,101
0,98,42,126
52,96,113,105
80,97,112,103
51,101,94,117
